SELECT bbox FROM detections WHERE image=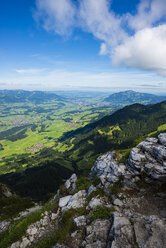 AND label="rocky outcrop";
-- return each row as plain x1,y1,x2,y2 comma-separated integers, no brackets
65,174,77,194
82,219,111,248
9,210,59,248
90,152,127,186
91,133,166,185
0,220,11,233
59,190,86,212
0,183,13,198
128,134,166,181
7,134,166,248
